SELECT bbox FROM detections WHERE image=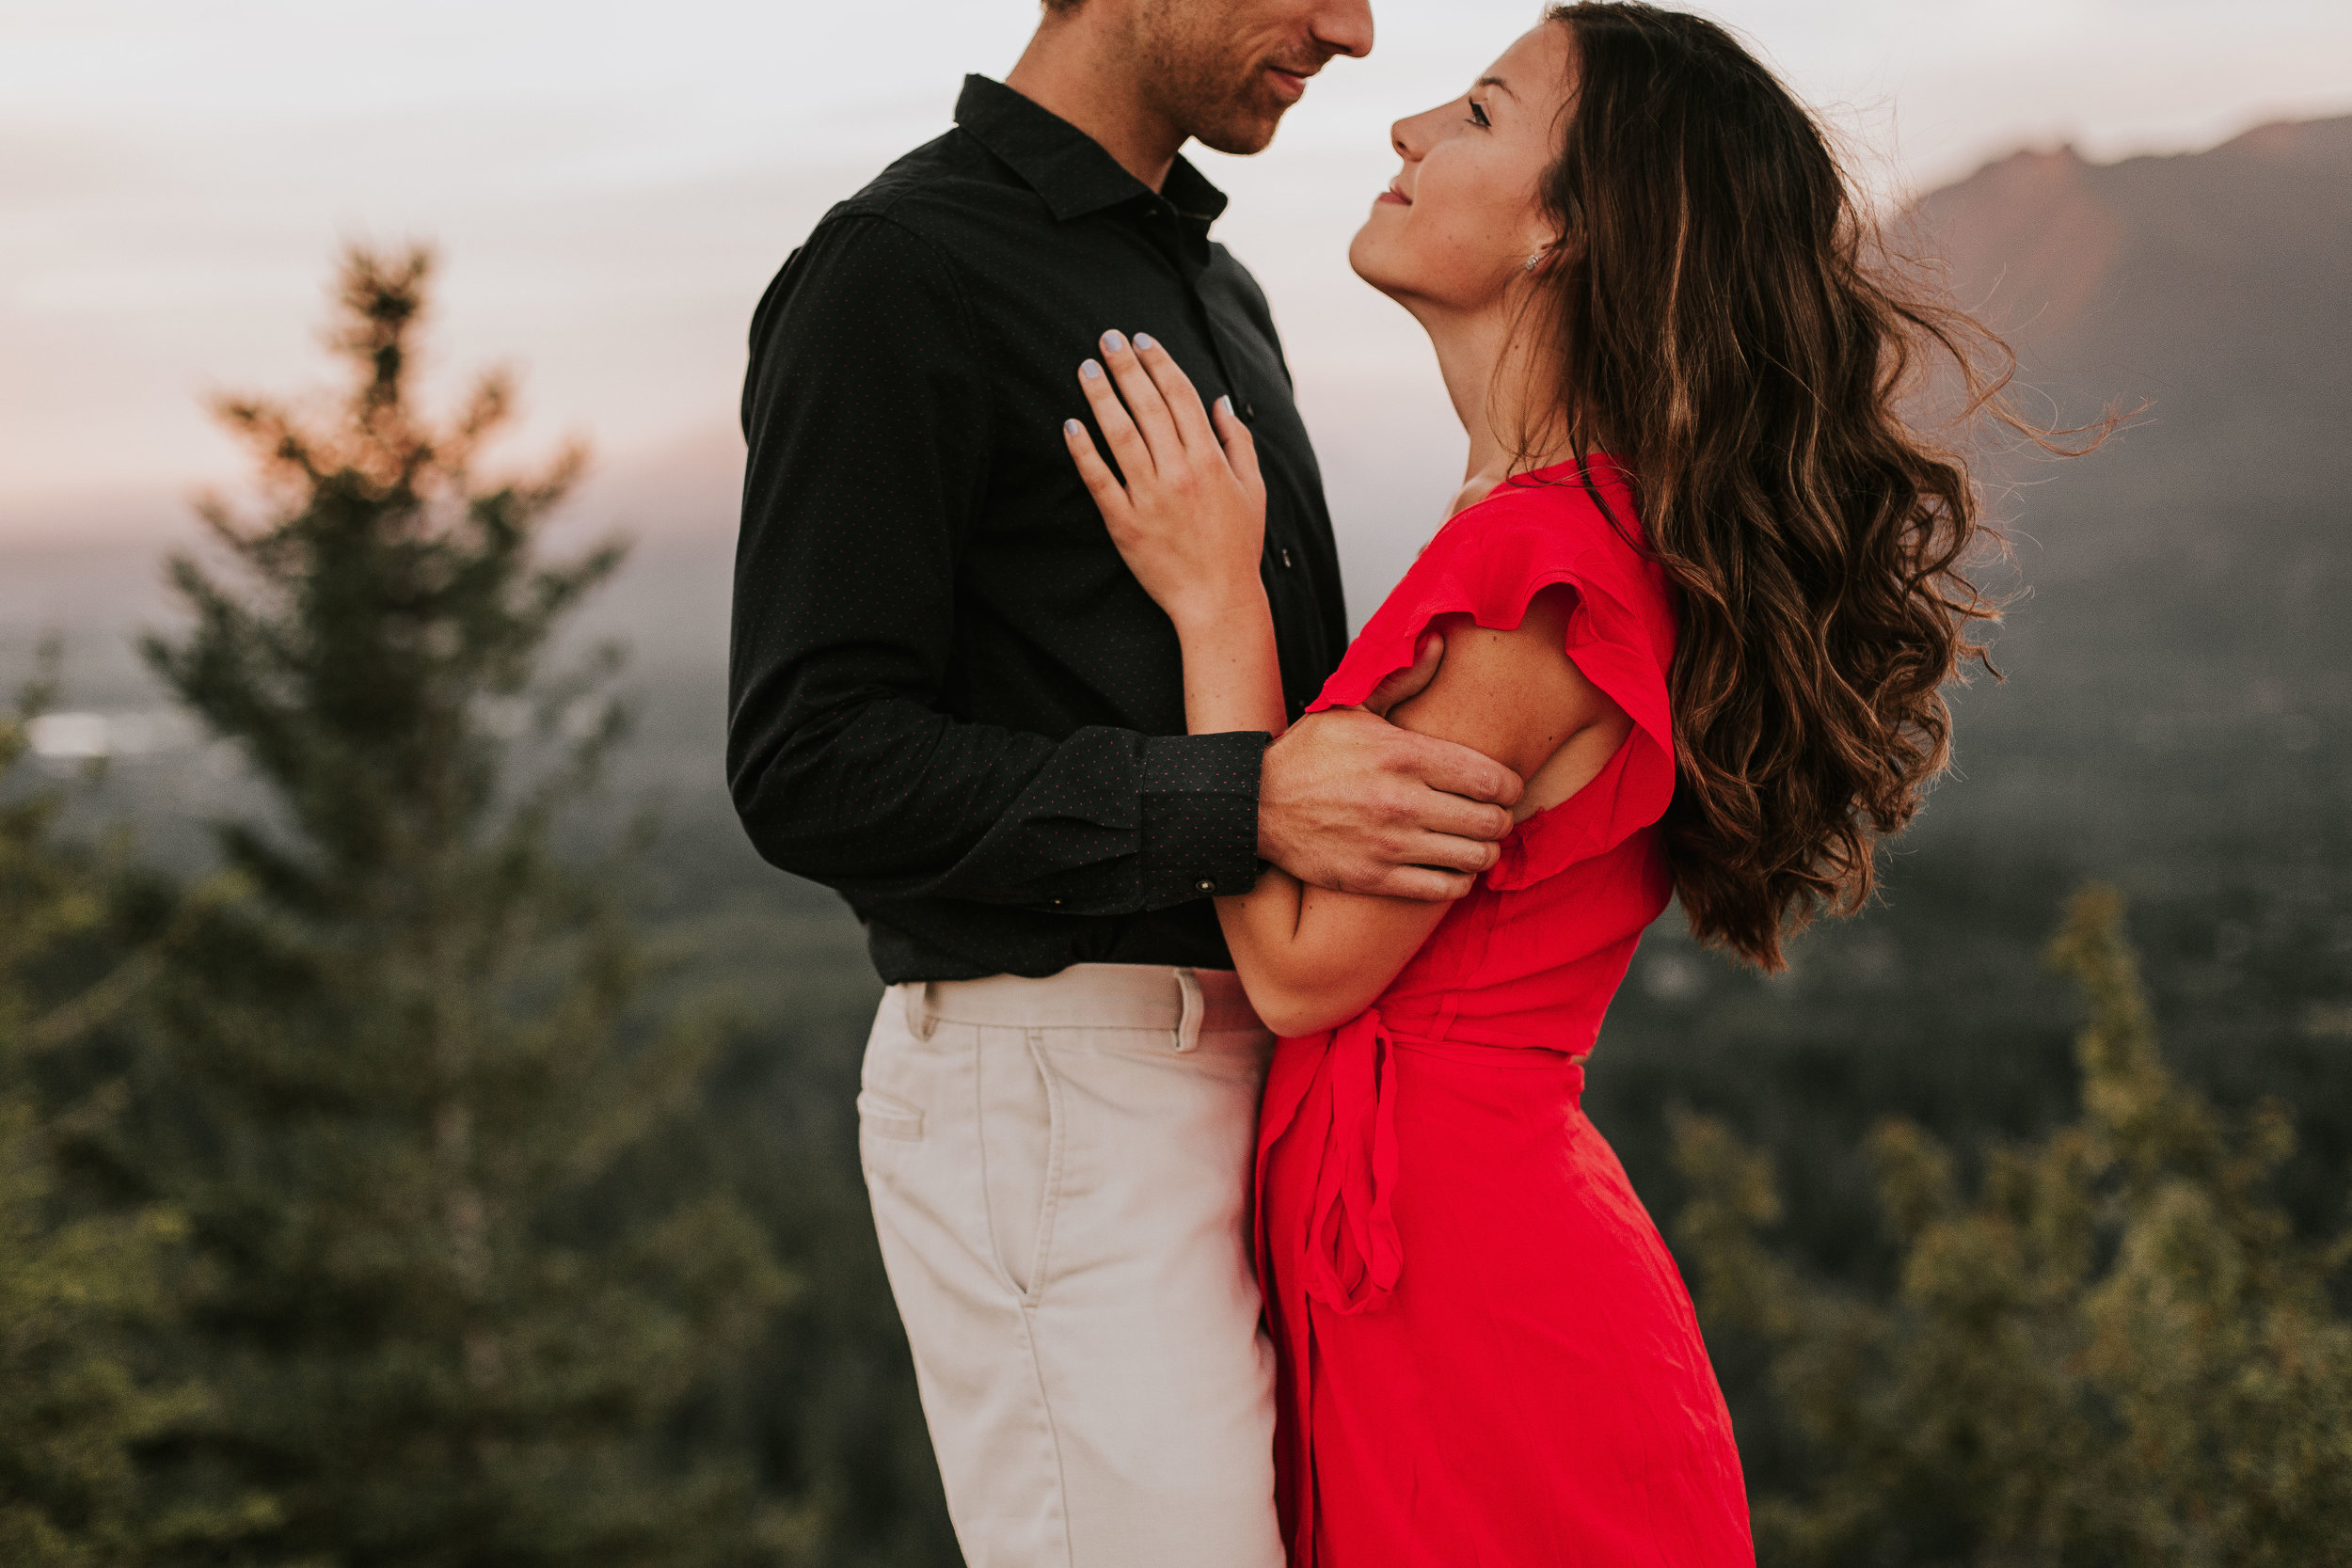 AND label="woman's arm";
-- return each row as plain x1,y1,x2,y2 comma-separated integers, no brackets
1216,588,1629,1036
1063,335,1626,1036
